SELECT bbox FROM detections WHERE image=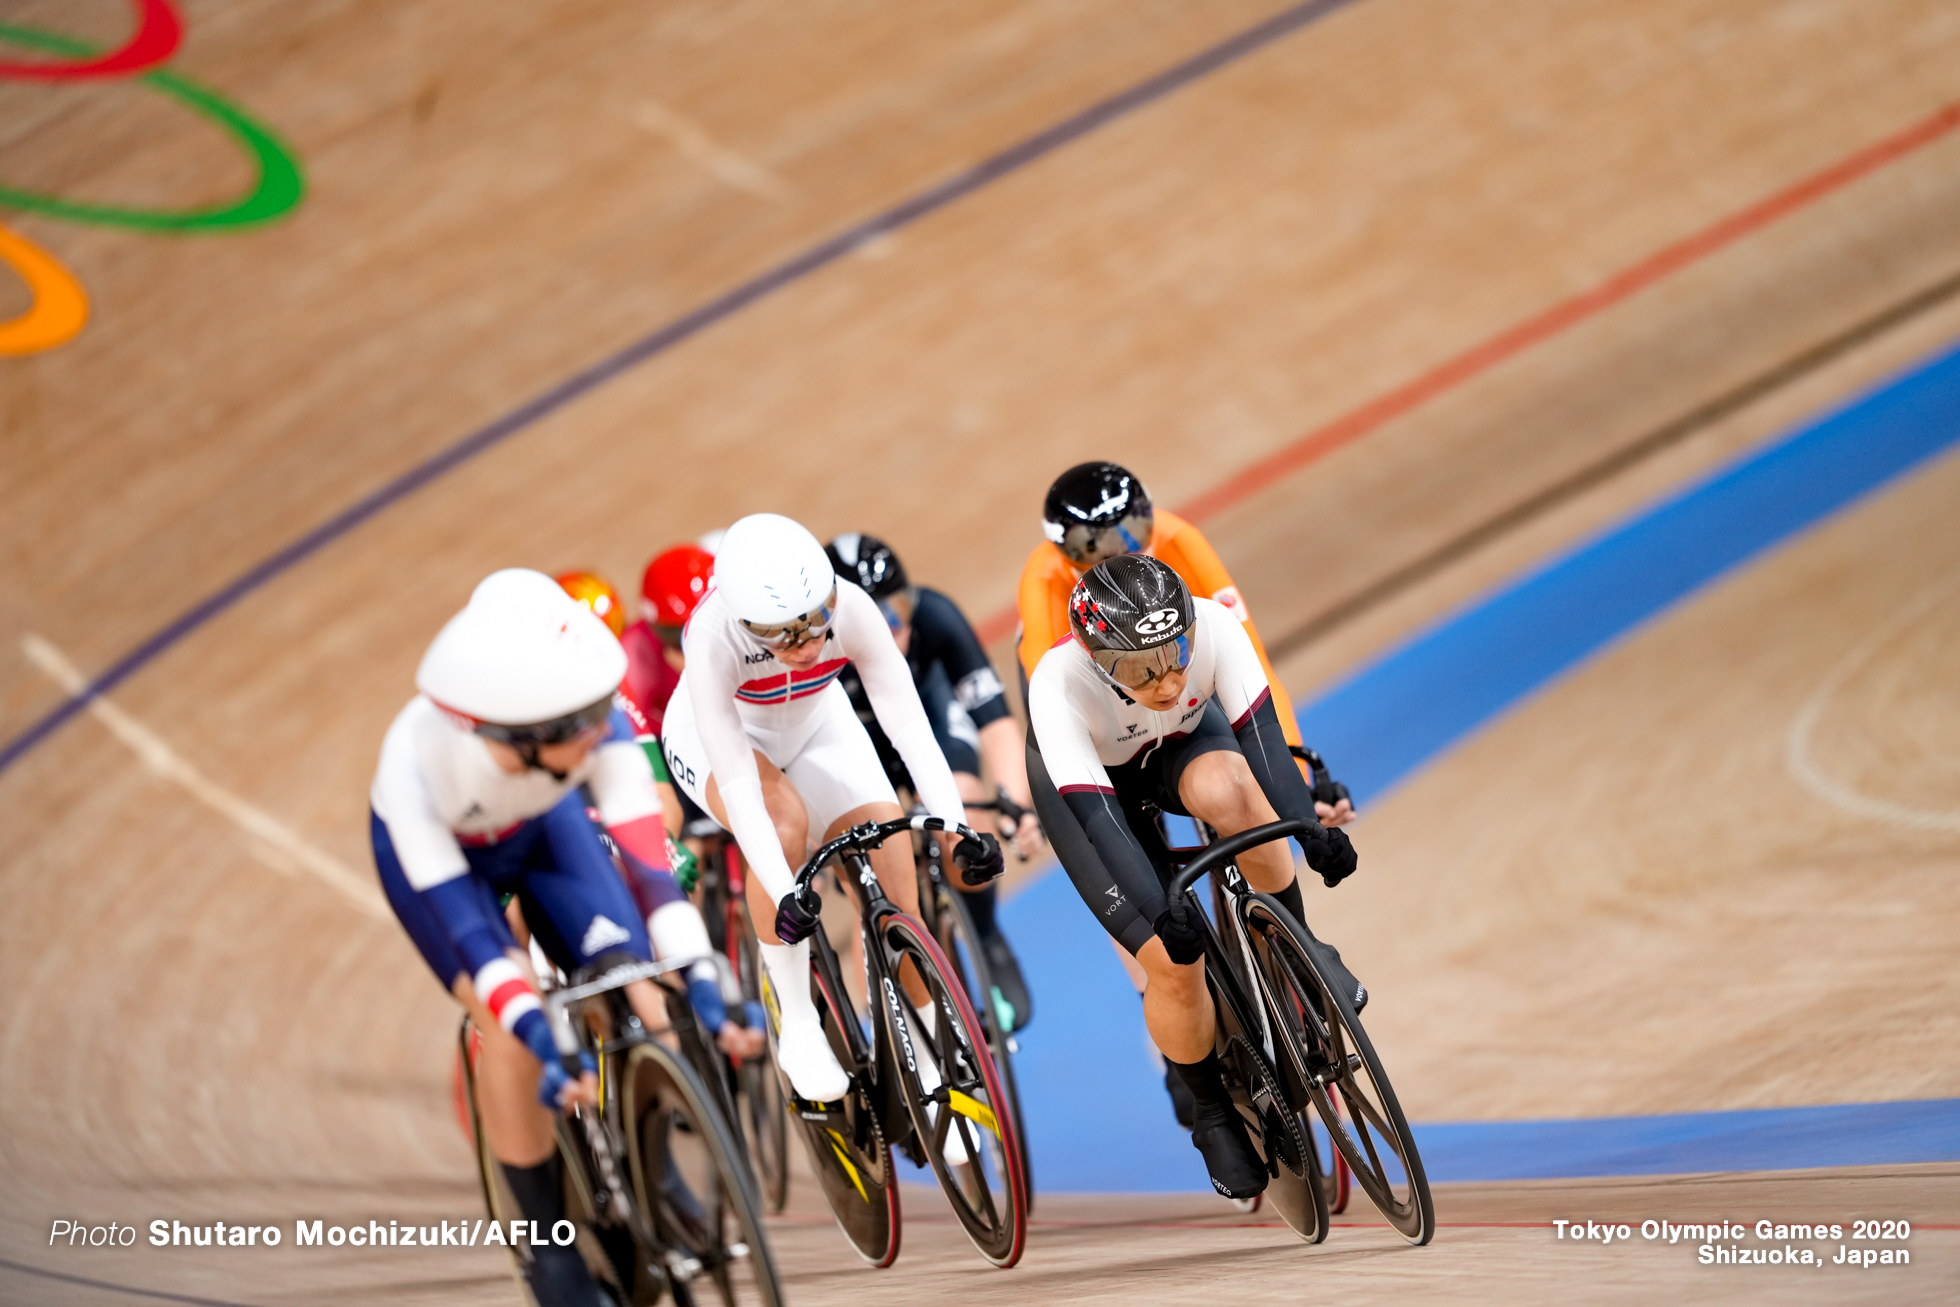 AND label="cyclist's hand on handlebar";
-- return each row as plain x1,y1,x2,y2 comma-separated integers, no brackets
1315,797,1357,828
1304,823,1359,887
952,831,1004,887
774,888,823,944
538,1053,599,1112
1007,810,1045,860
1153,904,1206,966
